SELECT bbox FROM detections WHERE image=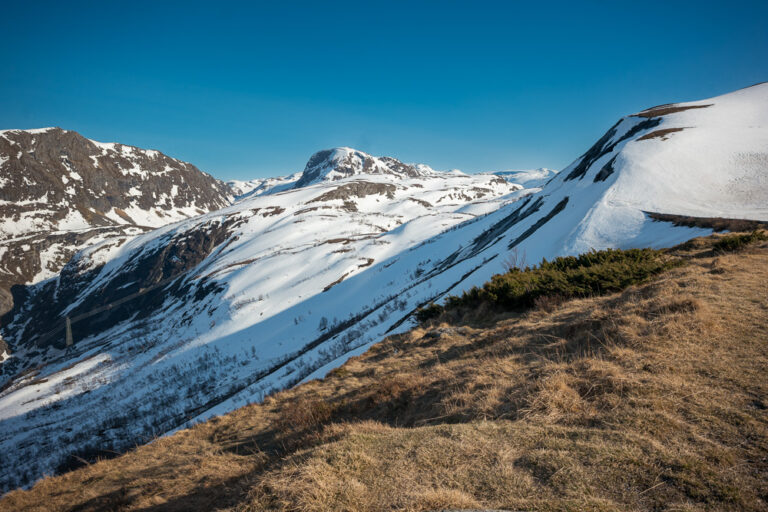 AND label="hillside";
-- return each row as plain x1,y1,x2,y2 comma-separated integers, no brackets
1,83,766,492
0,127,232,317
2,232,766,511
0,149,522,490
